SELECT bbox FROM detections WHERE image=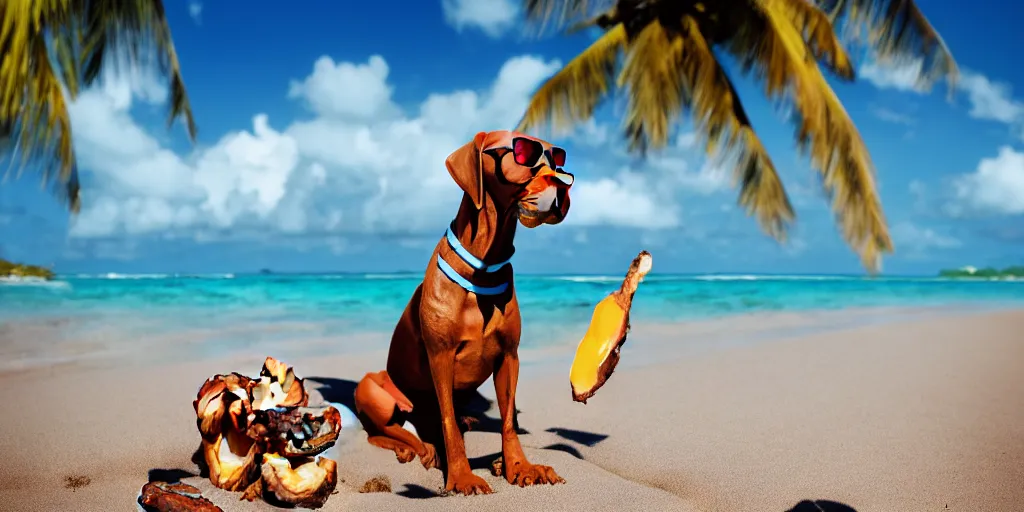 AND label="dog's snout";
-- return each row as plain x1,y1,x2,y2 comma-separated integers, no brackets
534,166,574,188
